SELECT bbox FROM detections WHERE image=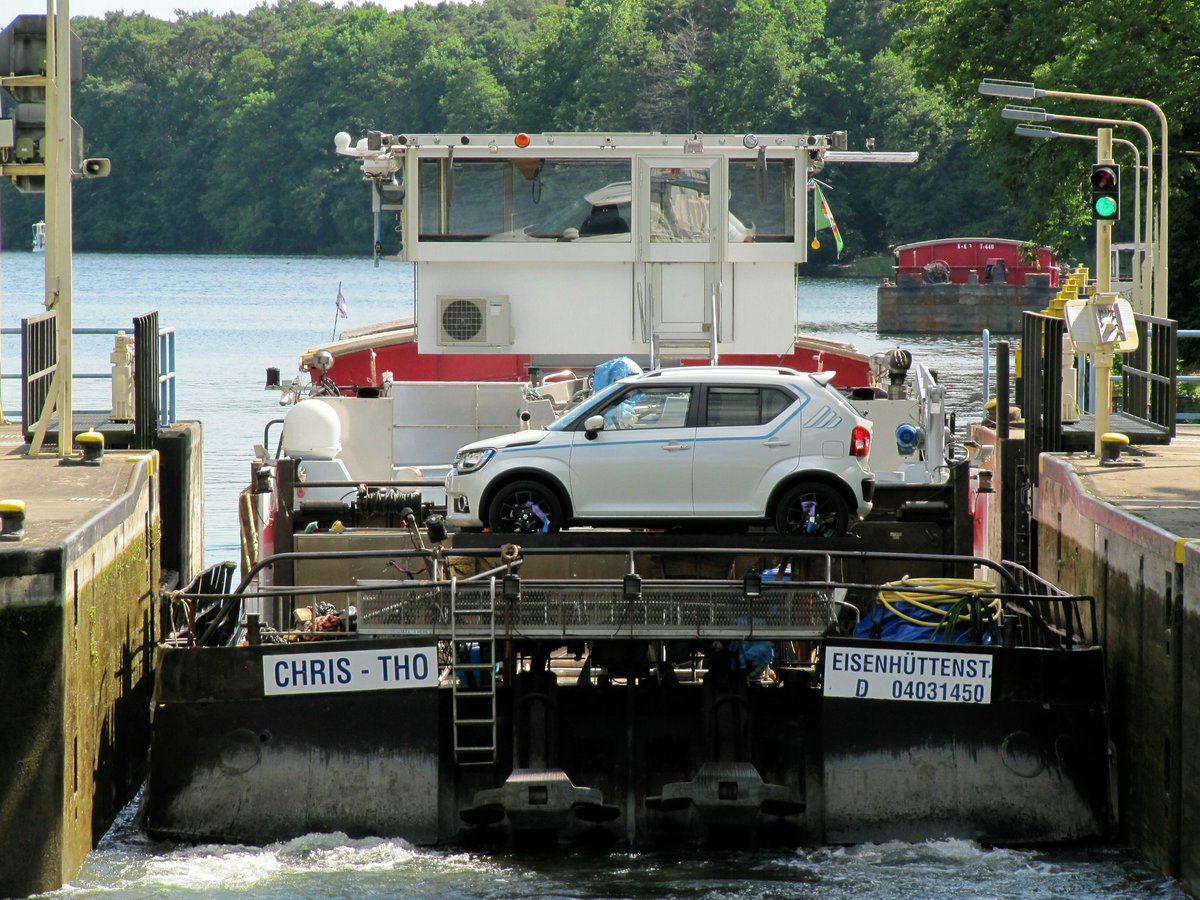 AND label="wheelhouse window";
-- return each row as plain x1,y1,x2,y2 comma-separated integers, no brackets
728,158,795,243
418,158,632,242
648,167,712,243
703,387,794,427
